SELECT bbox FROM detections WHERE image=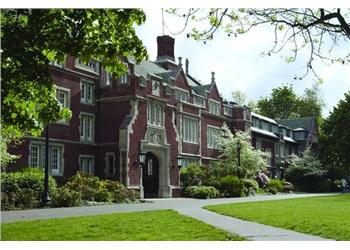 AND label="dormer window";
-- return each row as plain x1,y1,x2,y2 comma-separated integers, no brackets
175,89,189,102
208,100,221,115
